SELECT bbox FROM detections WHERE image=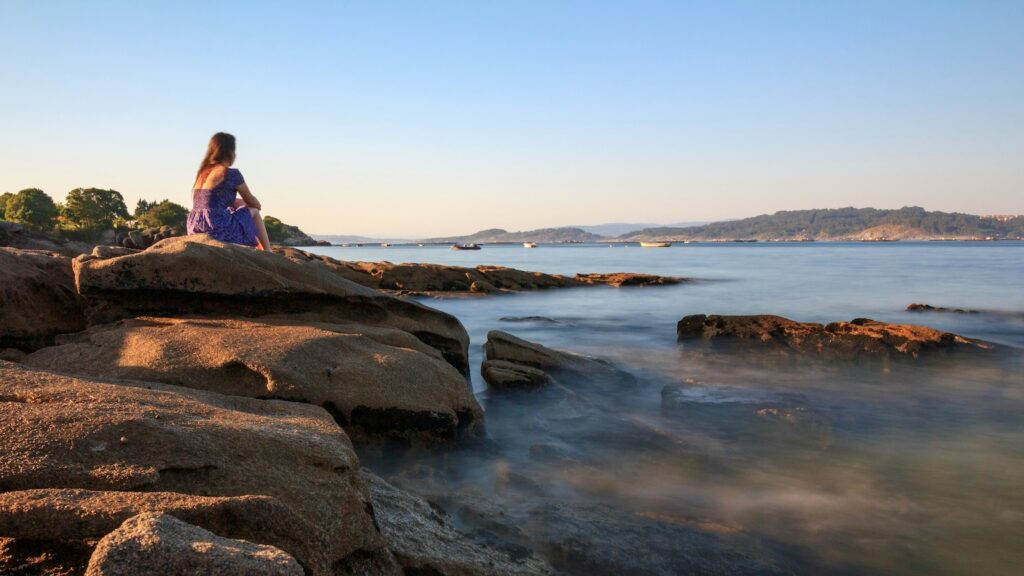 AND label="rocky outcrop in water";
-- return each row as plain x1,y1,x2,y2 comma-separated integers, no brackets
74,234,471,373
84,512,303,576
23,316,483,446
481,330,635,390
0,248,86,351
273,247,687,295
0,361,395,575
906,303,979,314
677,314,996,358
